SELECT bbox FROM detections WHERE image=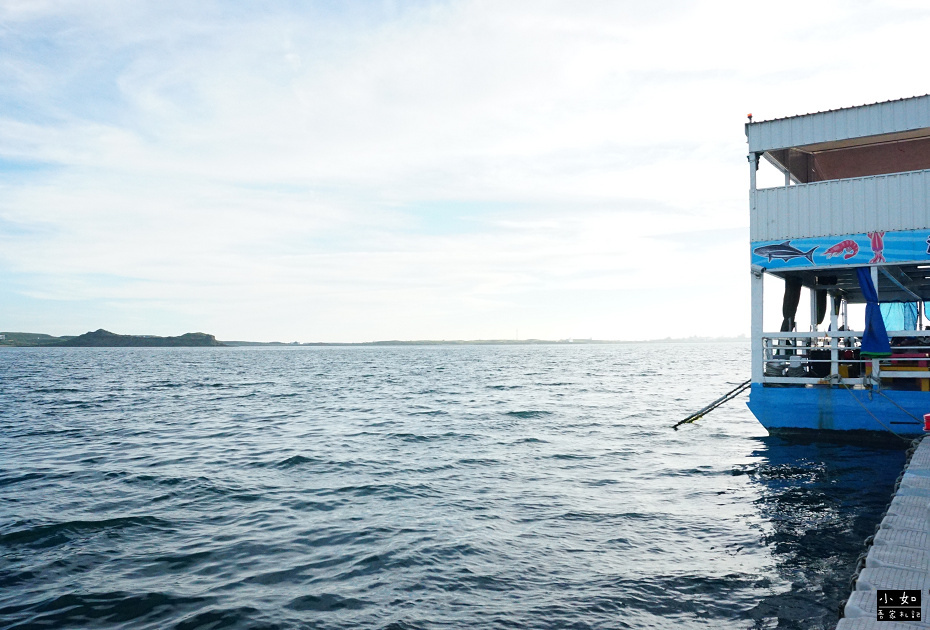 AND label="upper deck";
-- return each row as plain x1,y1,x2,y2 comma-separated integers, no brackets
748,95,930,243
747,95,930,156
